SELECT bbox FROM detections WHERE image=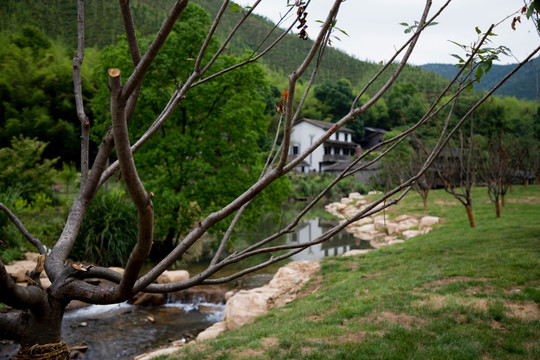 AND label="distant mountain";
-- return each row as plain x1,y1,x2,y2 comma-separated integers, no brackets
422,56,540,101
